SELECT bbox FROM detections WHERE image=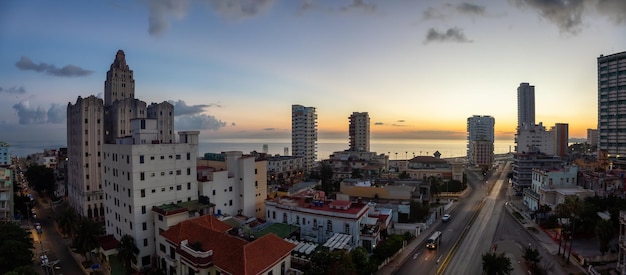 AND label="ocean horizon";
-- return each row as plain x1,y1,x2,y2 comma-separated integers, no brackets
7,138,515,160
